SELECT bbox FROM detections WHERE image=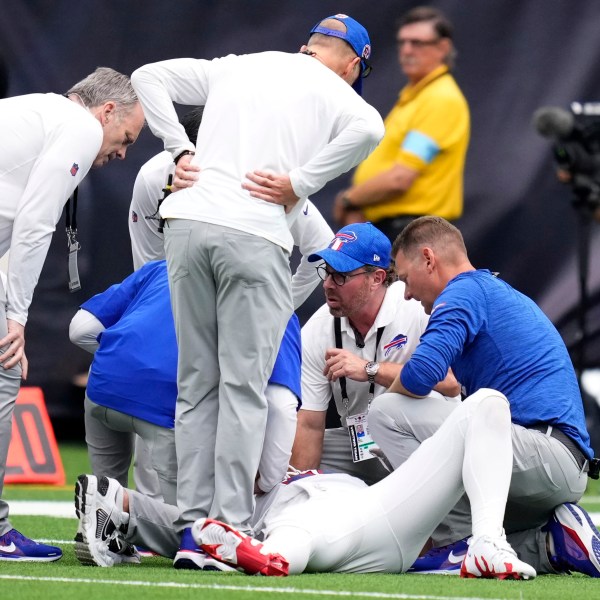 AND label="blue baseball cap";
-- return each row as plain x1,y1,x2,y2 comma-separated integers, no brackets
310,14,372,96
308,222,391,272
